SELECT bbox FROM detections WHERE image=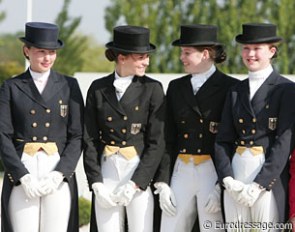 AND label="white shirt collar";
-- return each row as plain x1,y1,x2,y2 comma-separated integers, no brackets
29,68,50,83
248,65,273,81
